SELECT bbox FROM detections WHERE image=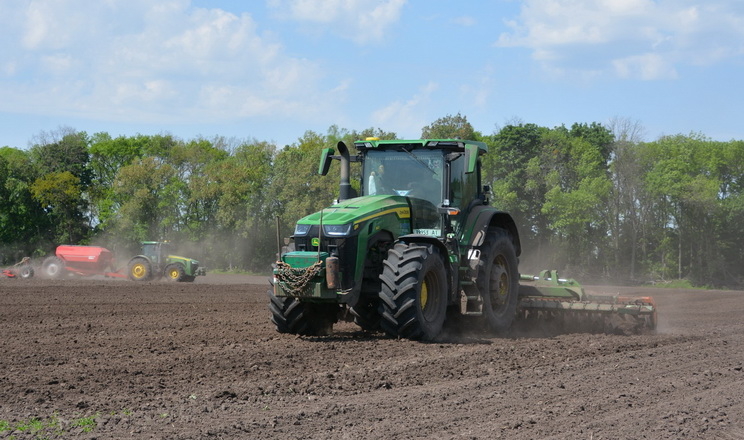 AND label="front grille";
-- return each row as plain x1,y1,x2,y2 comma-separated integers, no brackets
293,228,359,290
